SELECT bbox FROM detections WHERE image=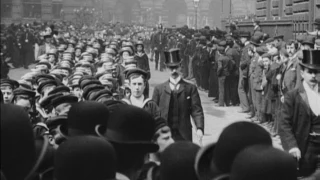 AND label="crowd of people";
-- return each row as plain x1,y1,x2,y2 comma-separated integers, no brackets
0,16,320,180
